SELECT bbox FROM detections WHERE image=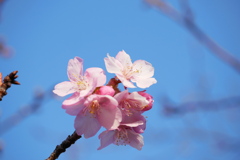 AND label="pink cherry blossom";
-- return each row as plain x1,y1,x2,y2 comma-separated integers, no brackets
98,125,144,150
104,50,157,88
53,57,106,106
74,94,122,138
113,90,150,130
